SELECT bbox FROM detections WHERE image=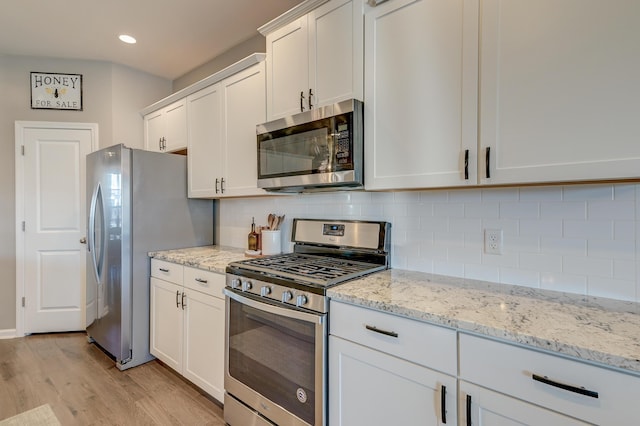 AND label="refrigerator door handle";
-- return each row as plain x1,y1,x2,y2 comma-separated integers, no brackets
88,183,104,284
